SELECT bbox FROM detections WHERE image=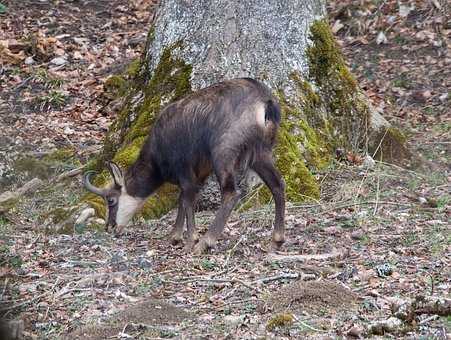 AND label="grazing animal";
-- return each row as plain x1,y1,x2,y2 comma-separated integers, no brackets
84,78,285,254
